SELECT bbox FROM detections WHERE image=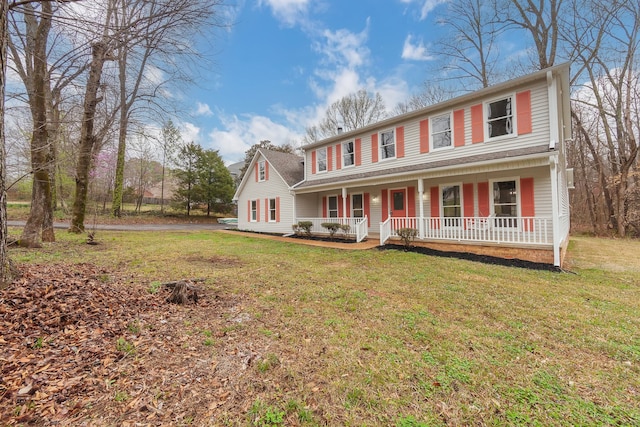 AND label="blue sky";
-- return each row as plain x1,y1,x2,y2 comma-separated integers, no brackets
181,0,452,164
